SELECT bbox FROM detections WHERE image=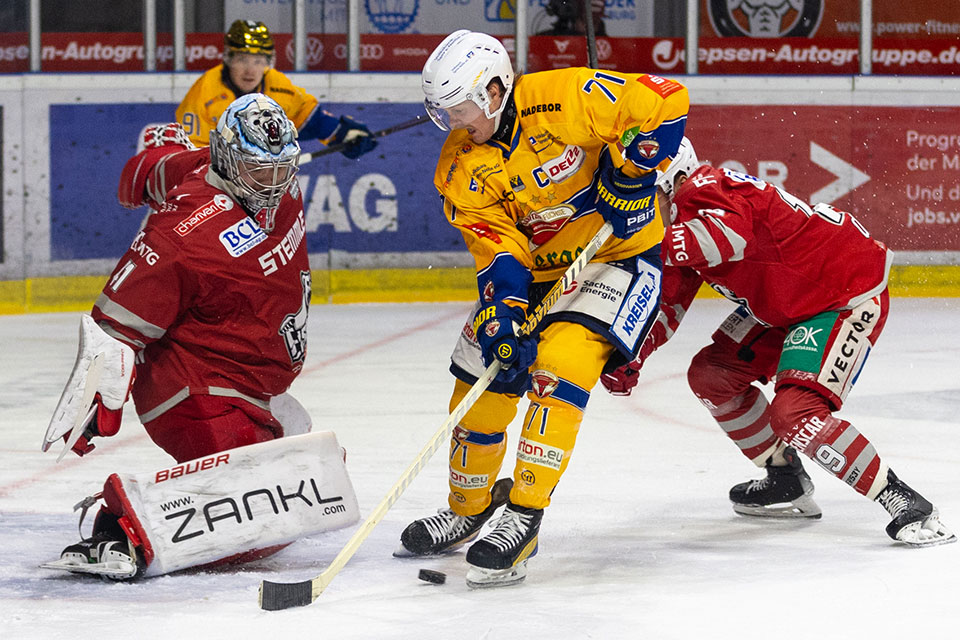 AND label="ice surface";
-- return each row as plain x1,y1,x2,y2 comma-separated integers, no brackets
1,299,958,639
